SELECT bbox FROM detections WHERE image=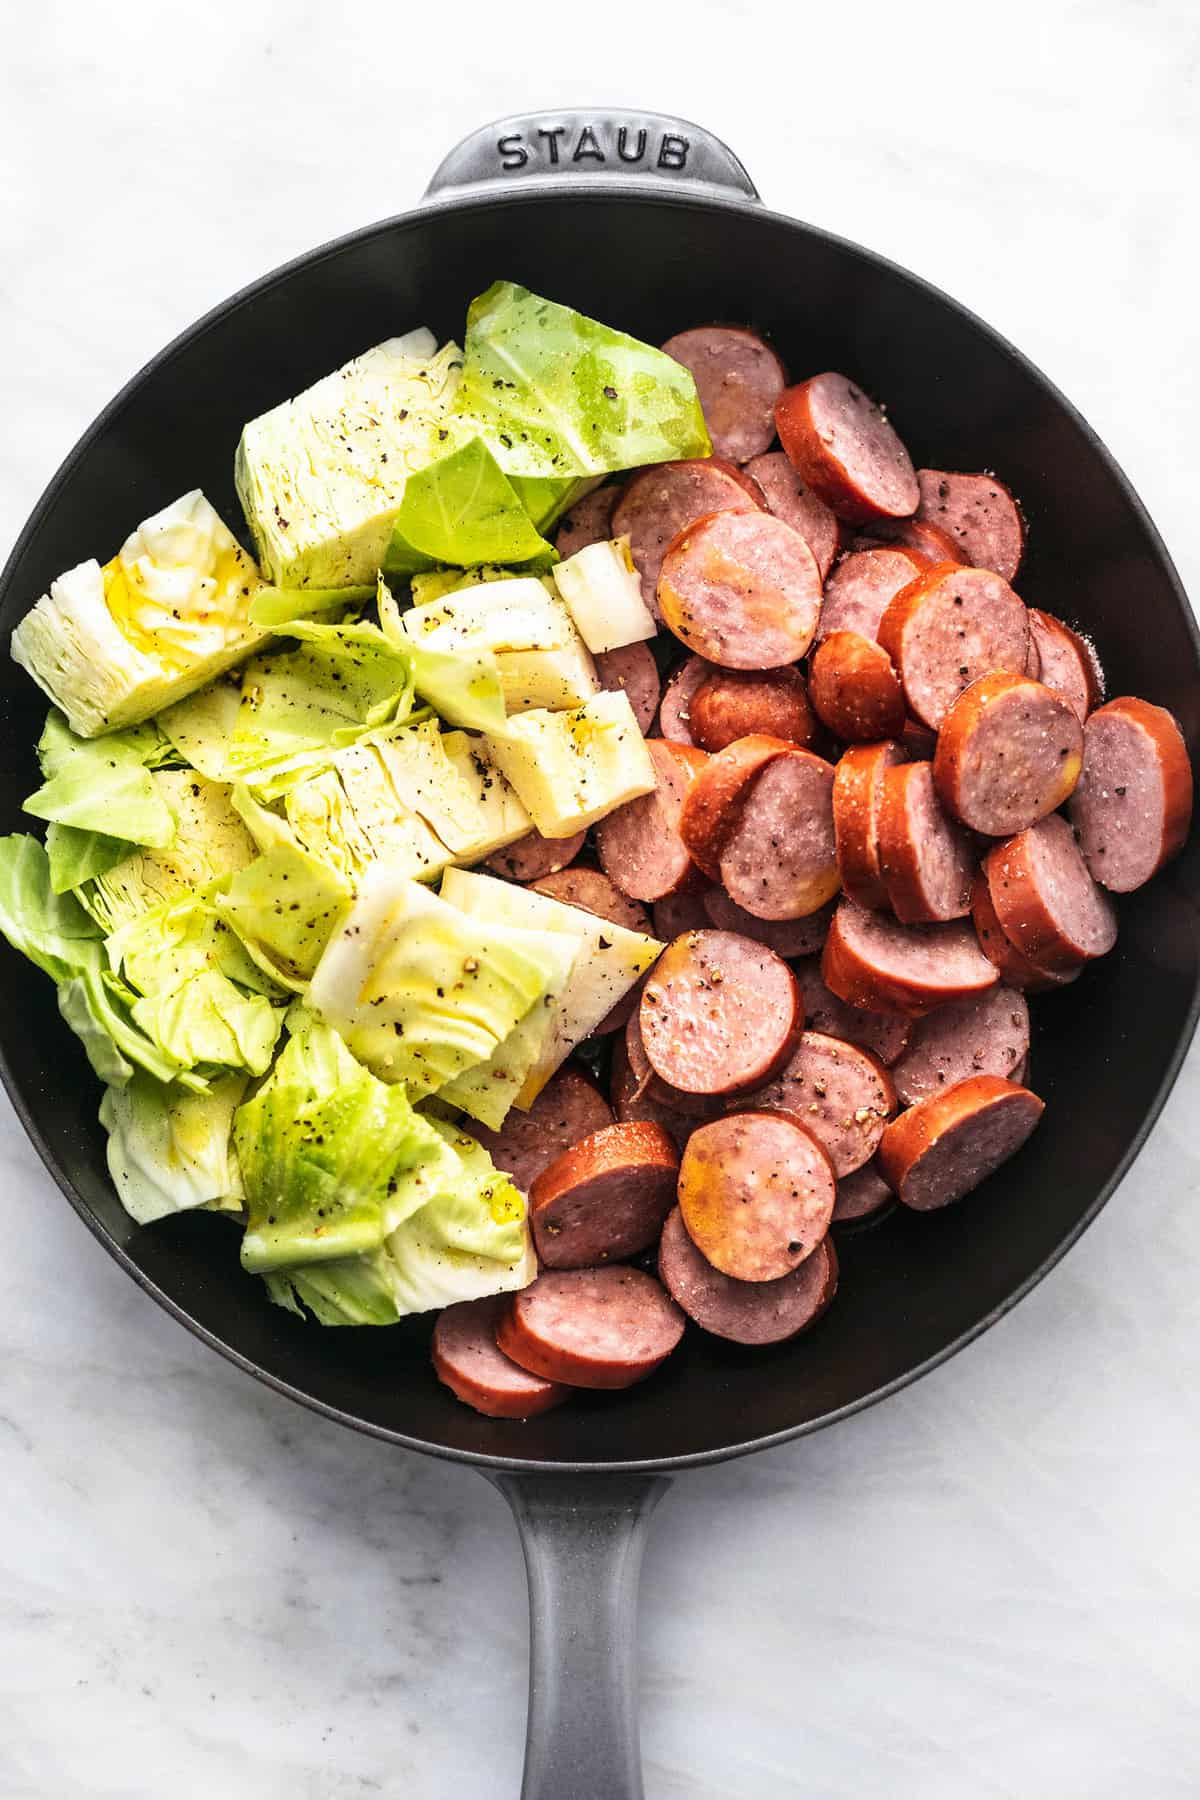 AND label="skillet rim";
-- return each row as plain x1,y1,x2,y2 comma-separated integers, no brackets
2,181,1197,1474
